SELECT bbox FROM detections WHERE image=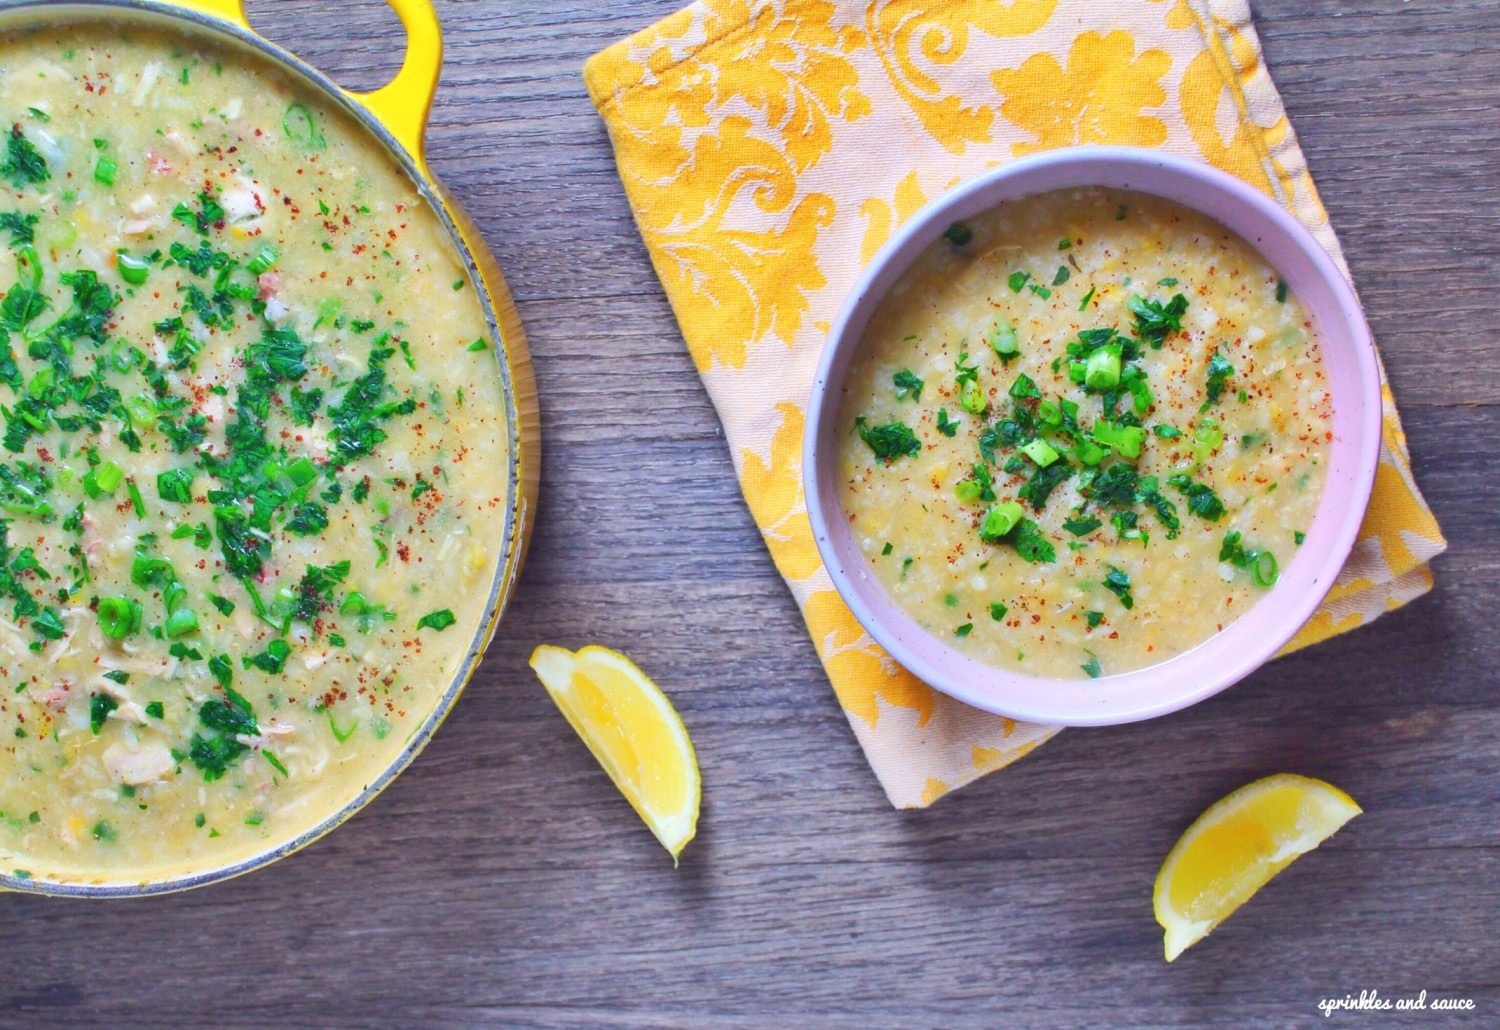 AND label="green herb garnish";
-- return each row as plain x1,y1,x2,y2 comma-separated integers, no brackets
854,416,921,461
892,368,924,401
417,609,456,632
943,222,973,246
1102,566,1134,609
